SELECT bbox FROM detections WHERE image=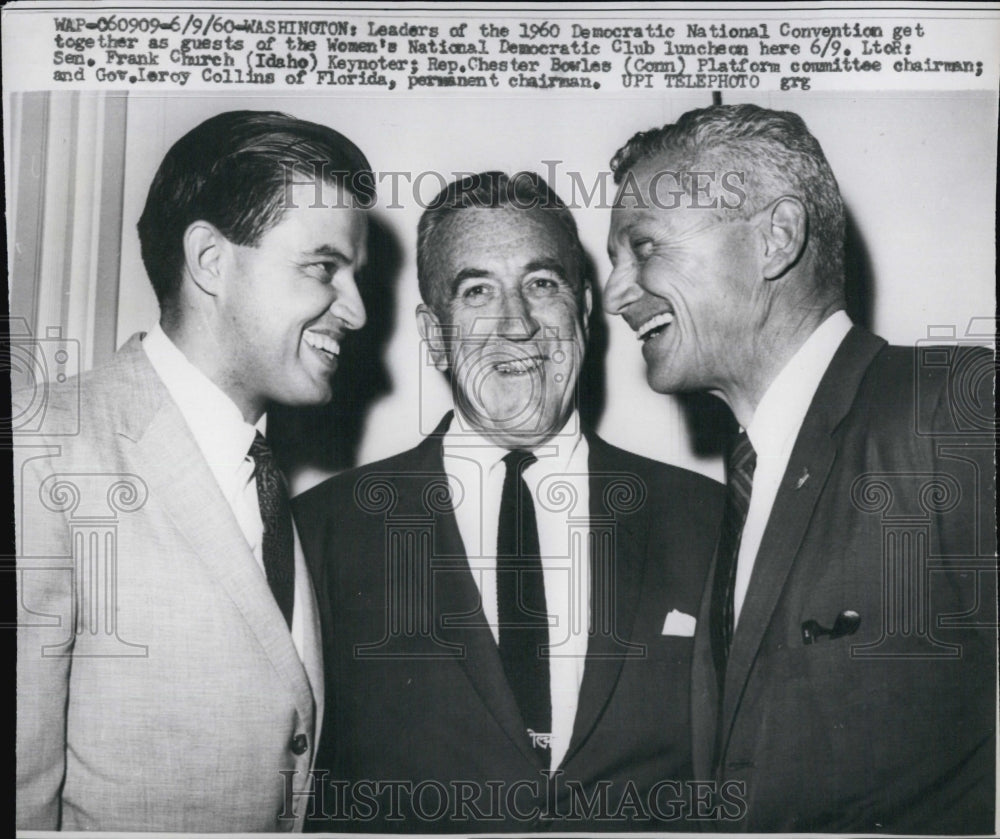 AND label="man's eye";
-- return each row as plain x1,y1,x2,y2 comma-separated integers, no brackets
632,240,654,261
307,262,337,283
461,284,491,303
528,276,560,294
